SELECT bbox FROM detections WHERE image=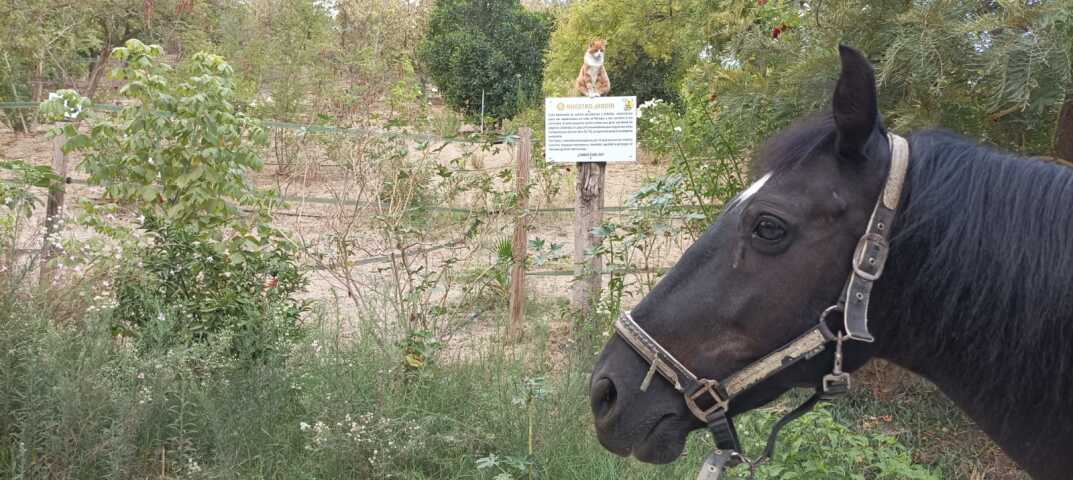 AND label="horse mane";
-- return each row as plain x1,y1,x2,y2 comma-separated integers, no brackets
756,113,1073,424
891,129,1073,417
